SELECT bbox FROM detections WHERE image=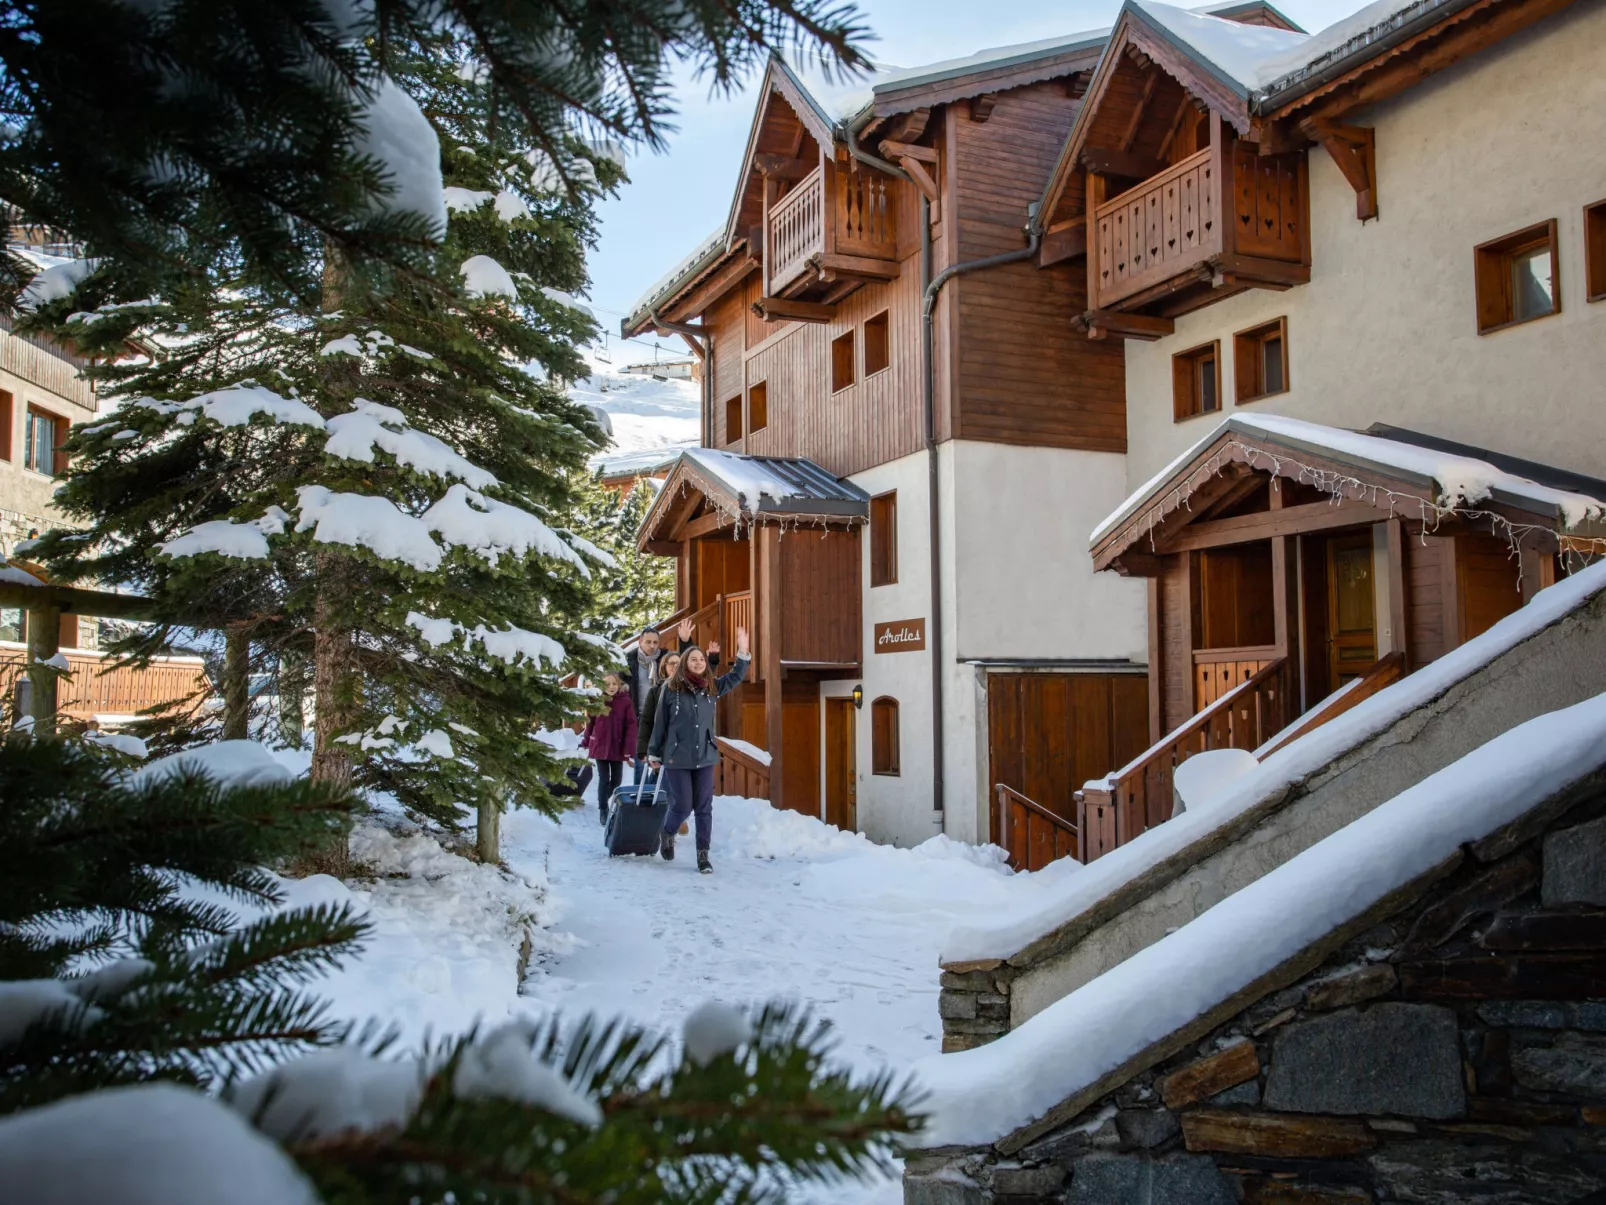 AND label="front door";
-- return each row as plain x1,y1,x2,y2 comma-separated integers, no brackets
824,698,857,832
1327,532,1377,687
